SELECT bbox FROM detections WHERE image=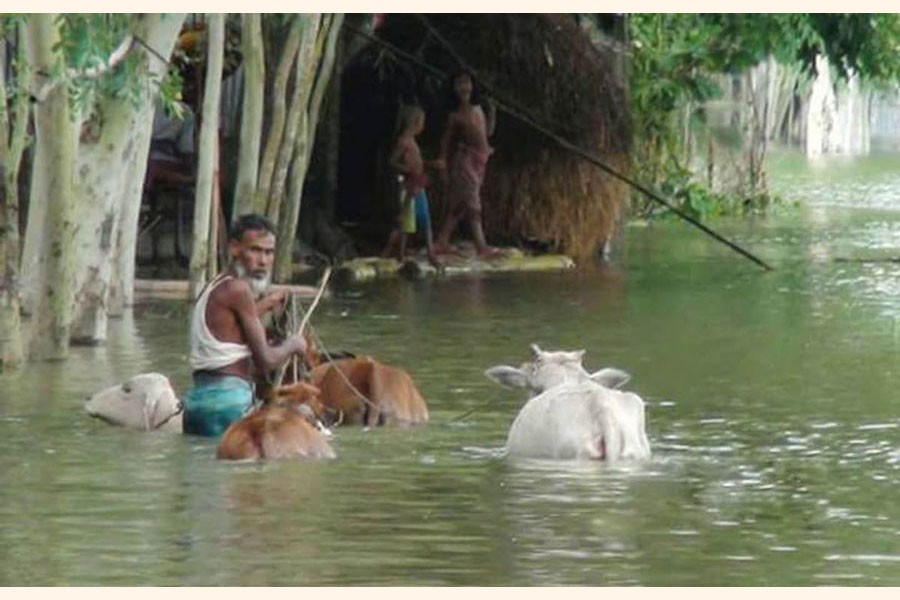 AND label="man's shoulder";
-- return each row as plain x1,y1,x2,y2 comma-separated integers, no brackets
209,276,253,303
